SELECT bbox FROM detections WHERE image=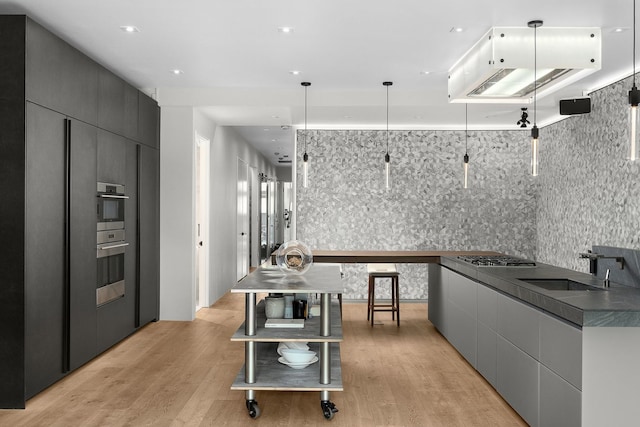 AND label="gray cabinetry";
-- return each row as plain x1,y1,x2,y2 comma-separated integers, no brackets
24,103,67,398
68,118,98,370
25,18,98,125
497,293,540,359
98,68,138,140
442,268,477,366
539,365,581,427
138,93,160,149
0,14,160,408
497,336,539,427
432,265,583,427
476,284,498,387
97,130,127,184
138,145,160,325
